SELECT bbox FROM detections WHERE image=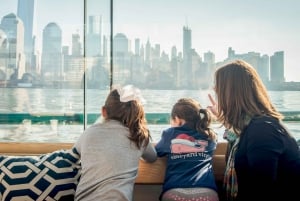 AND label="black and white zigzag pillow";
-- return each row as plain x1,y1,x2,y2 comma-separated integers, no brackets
0,148,81,201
